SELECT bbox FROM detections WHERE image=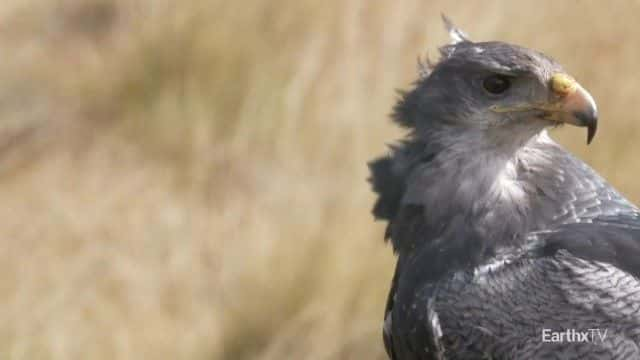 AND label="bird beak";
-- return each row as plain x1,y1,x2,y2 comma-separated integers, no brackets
541,73,598,144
